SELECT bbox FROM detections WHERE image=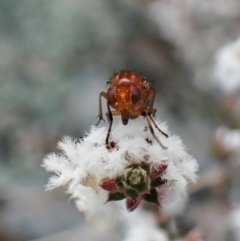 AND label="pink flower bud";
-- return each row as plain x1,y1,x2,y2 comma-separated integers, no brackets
126,195,143,212
151,161,168,179
99,178,118,192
